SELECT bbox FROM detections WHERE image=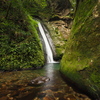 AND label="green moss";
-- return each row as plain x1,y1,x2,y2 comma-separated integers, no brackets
69,0,76,8
61,0,100,99
0,20,44,70
22,0,53,20
0,0,45,70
